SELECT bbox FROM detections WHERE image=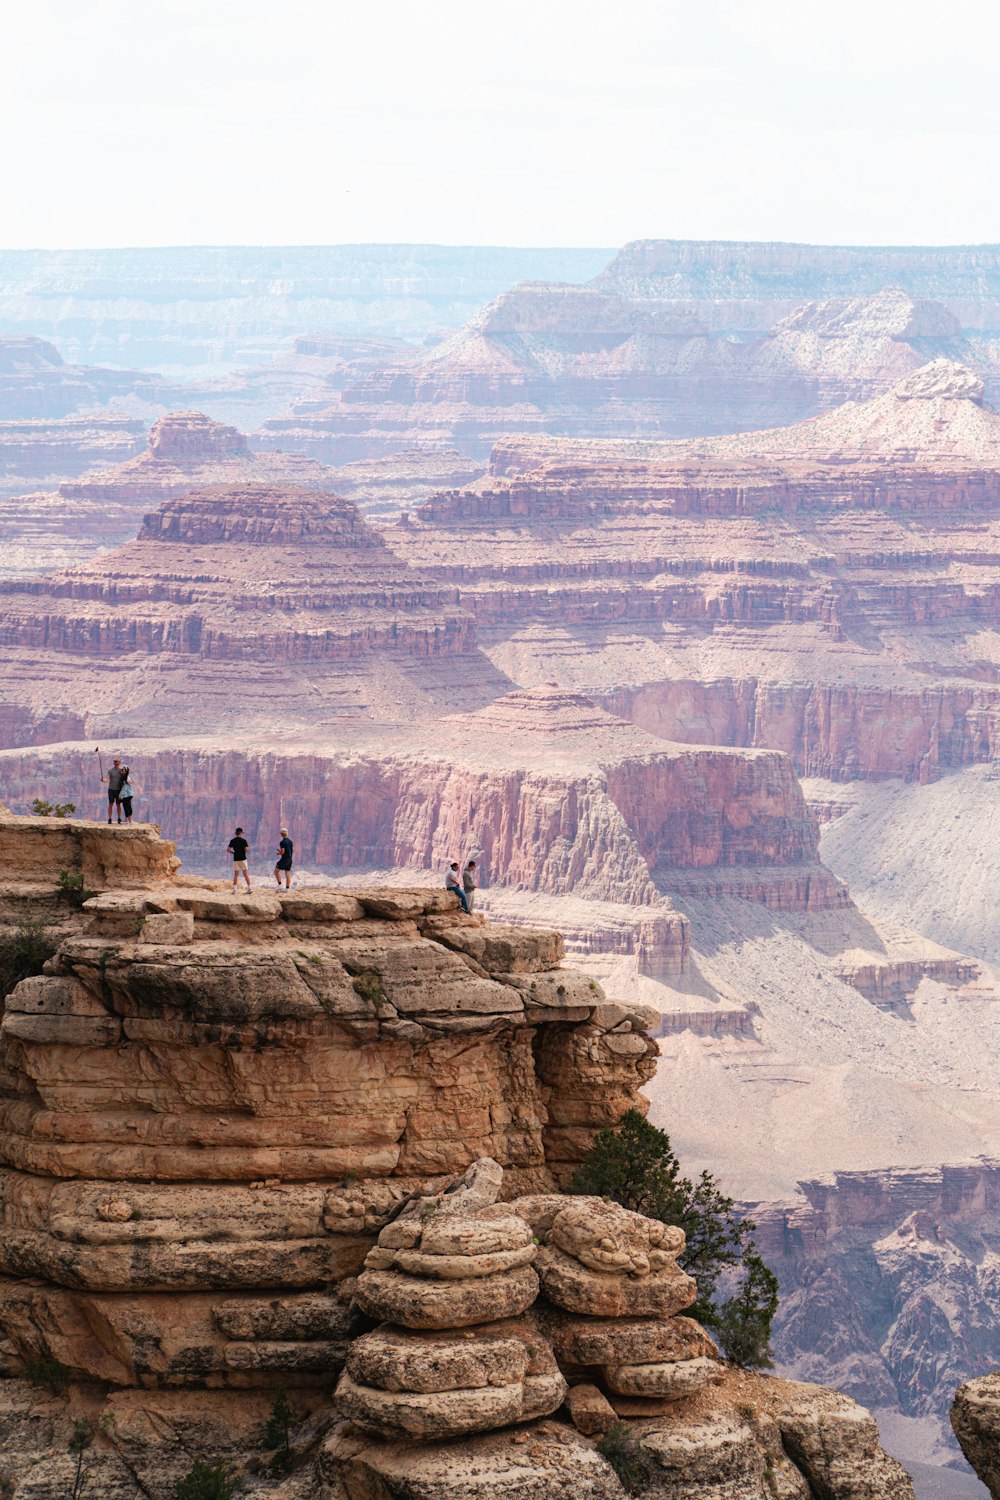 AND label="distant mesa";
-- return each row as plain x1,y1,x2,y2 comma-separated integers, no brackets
147,410,249,462
137,484,385,547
